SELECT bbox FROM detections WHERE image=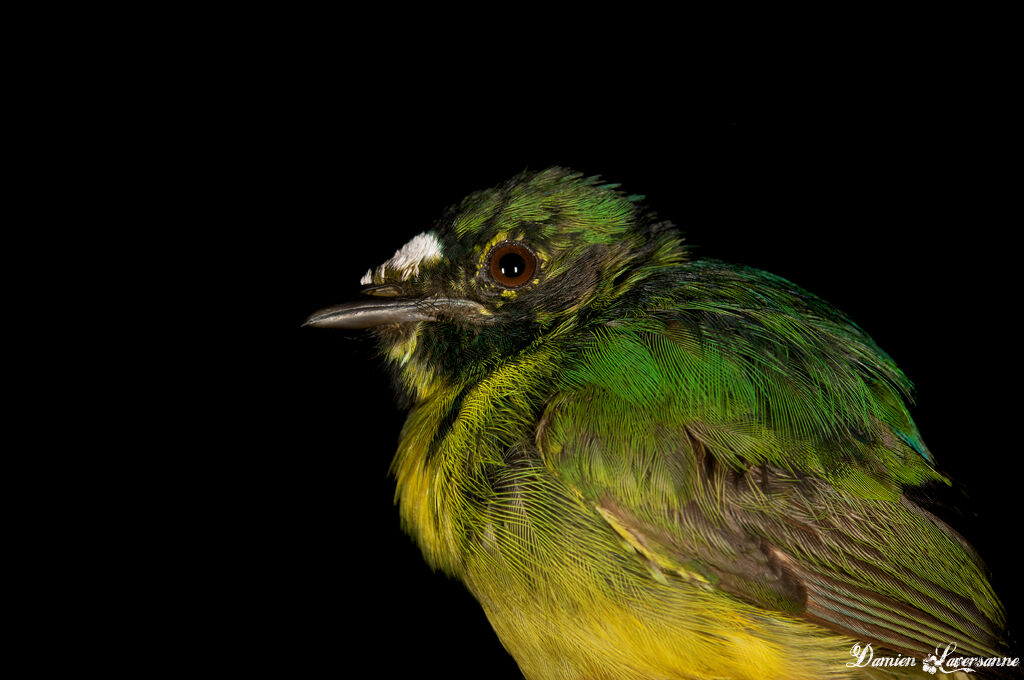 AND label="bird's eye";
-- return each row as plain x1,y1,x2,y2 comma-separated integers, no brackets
488,242,537,288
